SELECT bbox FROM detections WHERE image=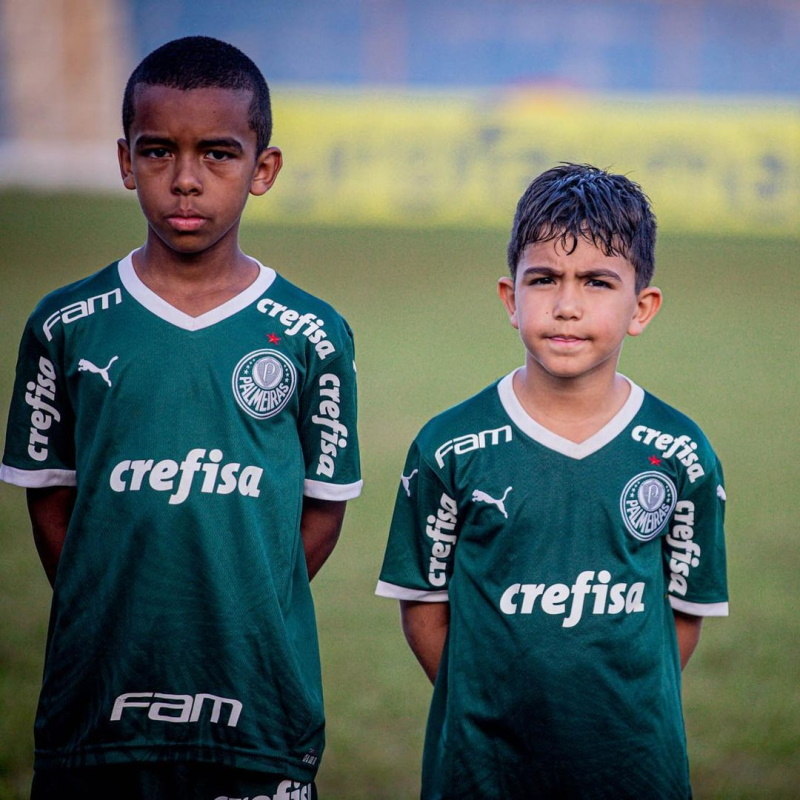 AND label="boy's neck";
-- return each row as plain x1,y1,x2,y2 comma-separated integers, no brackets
511,366,631,444
131,238,260,317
